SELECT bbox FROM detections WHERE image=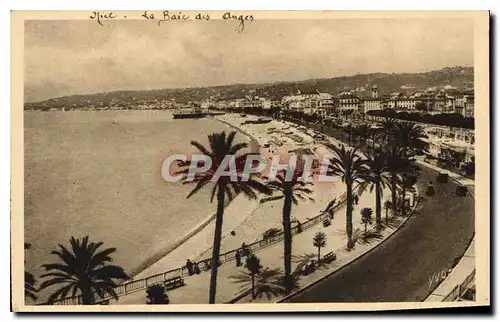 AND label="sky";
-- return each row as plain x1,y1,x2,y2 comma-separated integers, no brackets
24,17,474,102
